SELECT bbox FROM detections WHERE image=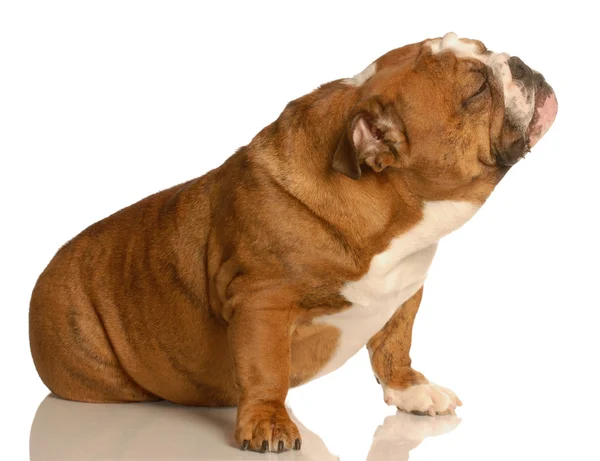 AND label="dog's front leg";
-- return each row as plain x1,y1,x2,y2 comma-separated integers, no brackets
367,286,462,416
228,291,301,453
